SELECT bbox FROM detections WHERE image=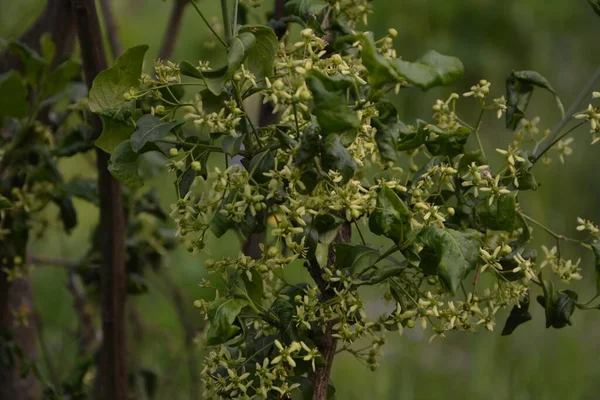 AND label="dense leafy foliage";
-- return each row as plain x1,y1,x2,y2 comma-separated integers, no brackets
87,0,600,398
2,0,600,399
0,35,174,399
